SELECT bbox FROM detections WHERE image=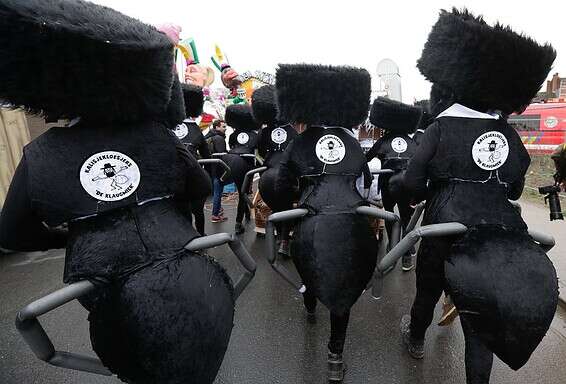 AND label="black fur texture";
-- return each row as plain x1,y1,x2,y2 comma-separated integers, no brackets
181,83,204,118
369,97,423,134
225,104,259,131
164,76,186,128
251,85,278,126
417,8,556,114
0,0,174,122
276,64,371,128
